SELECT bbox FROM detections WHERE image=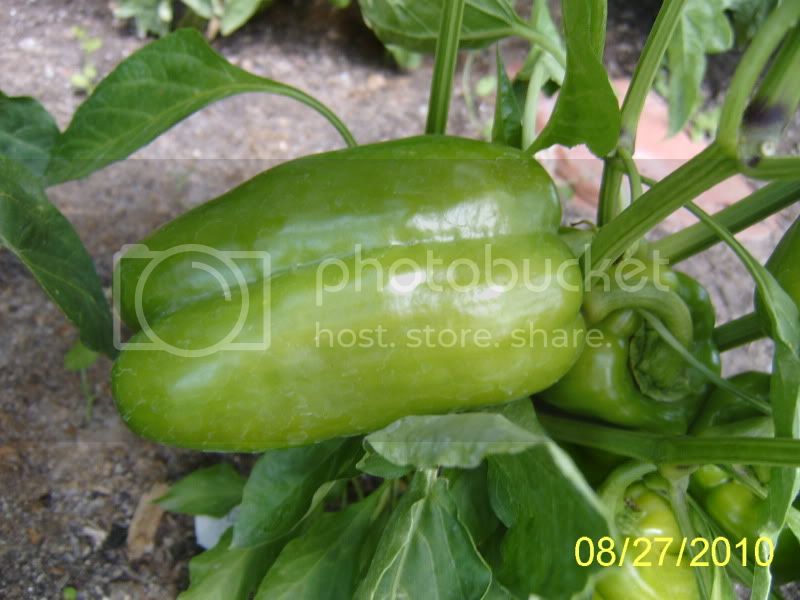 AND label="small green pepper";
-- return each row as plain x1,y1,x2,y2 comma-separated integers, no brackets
593,465,700,600
690,373,800,583
541,262,720,434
